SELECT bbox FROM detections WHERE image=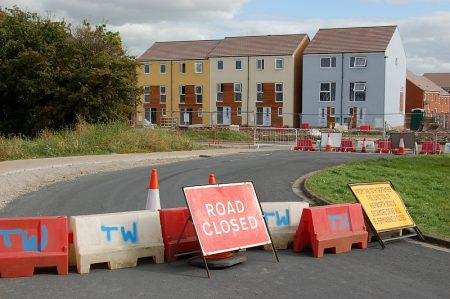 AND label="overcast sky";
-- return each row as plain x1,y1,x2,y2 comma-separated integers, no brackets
2,0,450,74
